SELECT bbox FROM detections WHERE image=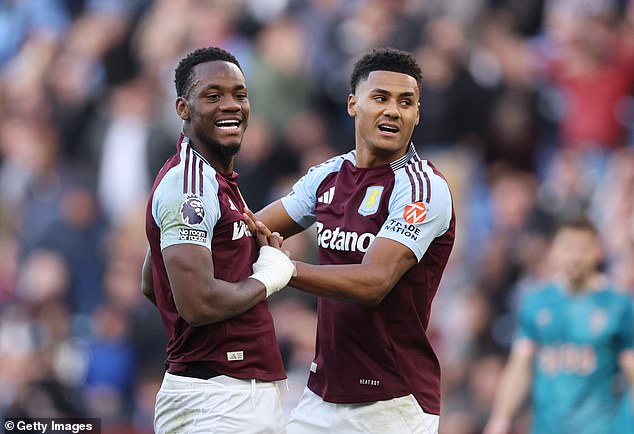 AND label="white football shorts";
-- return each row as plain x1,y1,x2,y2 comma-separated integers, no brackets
154,372,286,434
287,387,439,434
